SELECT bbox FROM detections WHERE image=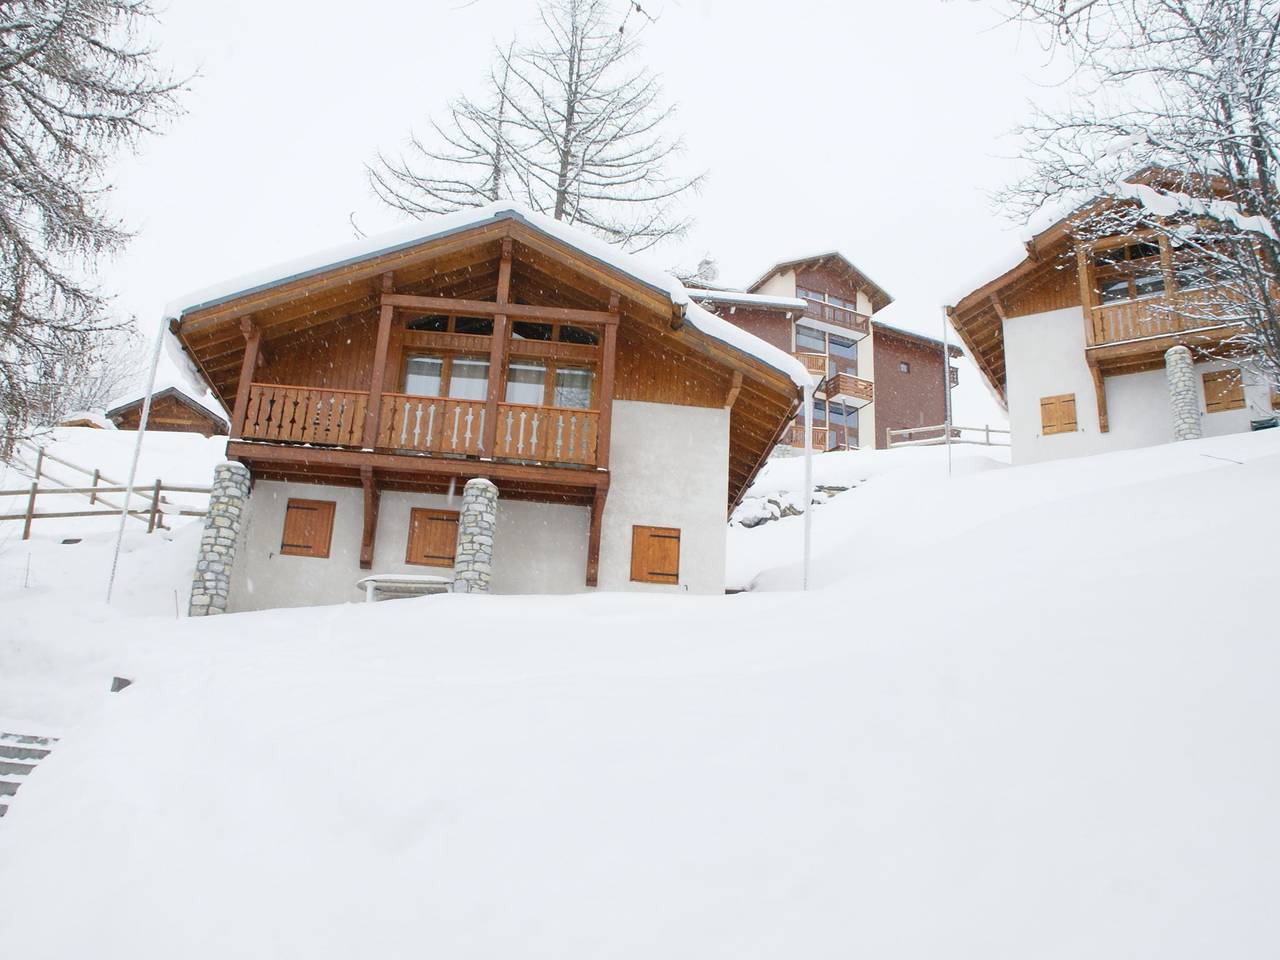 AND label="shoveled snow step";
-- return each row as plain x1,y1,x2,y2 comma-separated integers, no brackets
0,731,59,823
